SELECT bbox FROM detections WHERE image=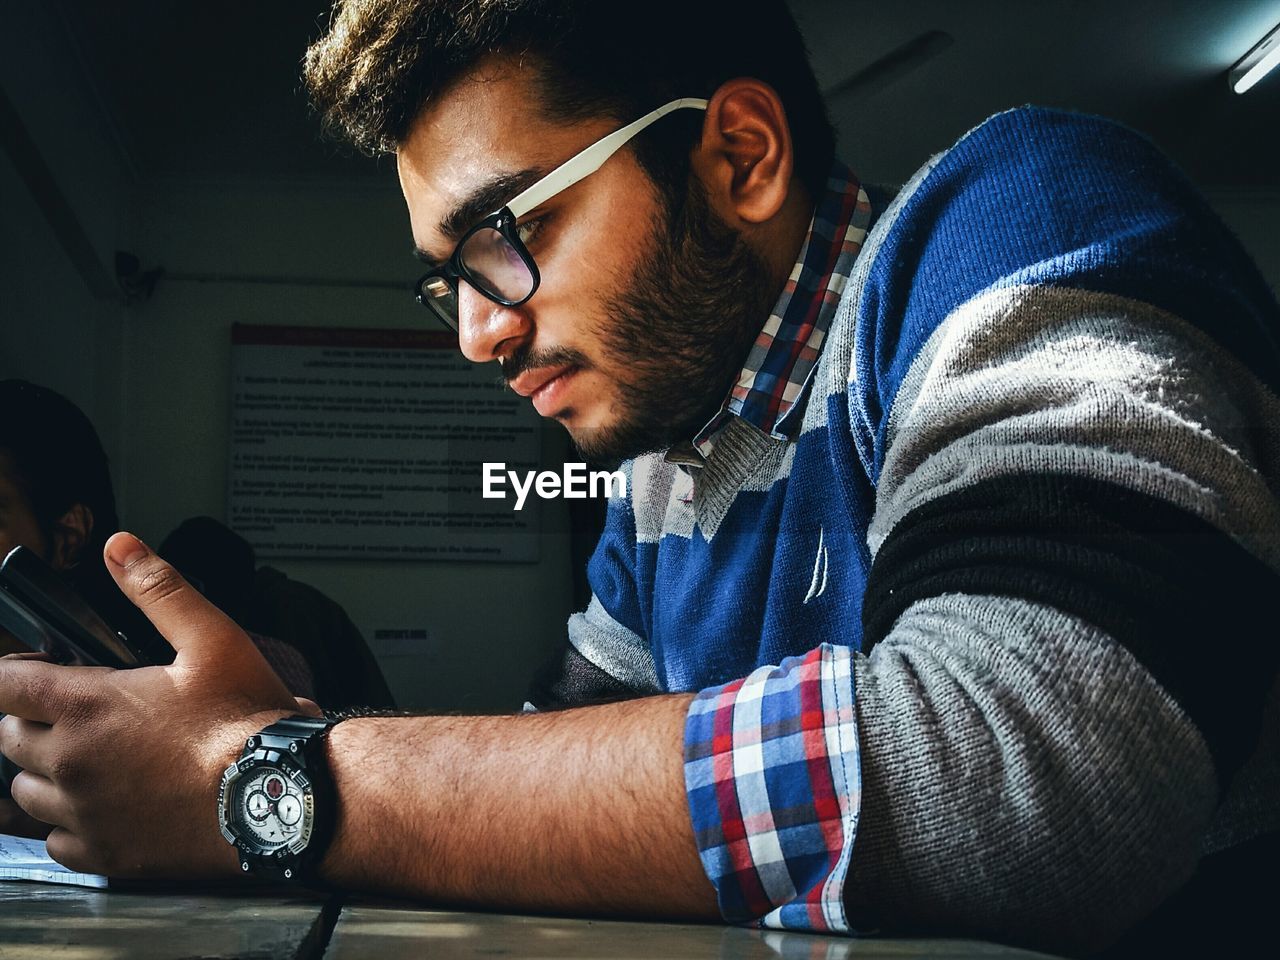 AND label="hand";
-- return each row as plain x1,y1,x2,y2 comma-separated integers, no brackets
0,532,316,878
1,654,53,841
0,797,51,840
